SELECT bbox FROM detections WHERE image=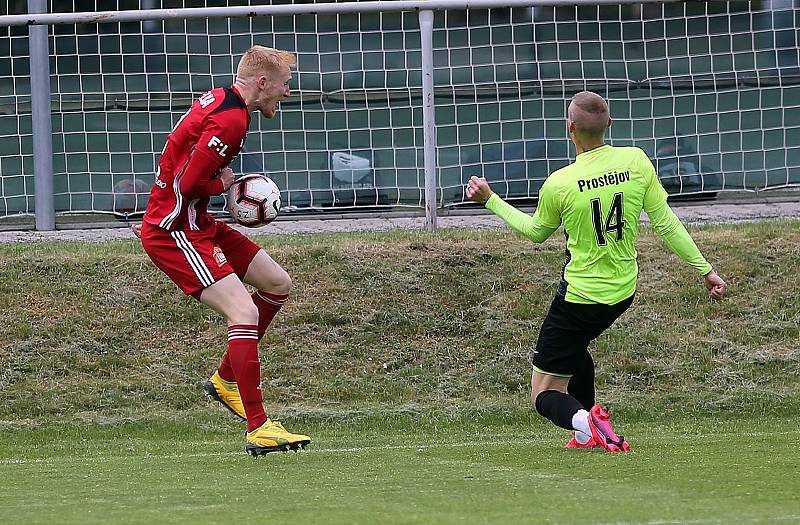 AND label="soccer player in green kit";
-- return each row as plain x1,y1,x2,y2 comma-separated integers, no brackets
466,91,727,452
